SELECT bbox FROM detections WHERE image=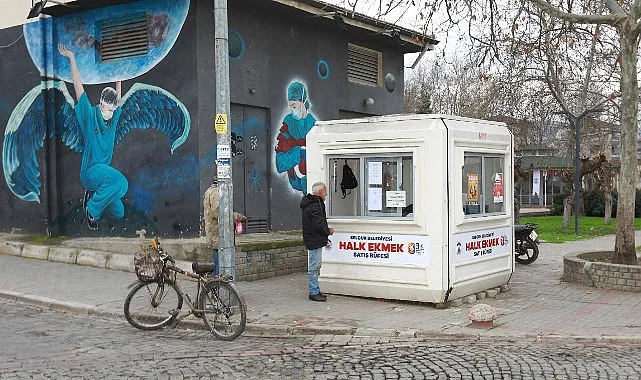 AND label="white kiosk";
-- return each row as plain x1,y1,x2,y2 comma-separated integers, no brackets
306,114,514,303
